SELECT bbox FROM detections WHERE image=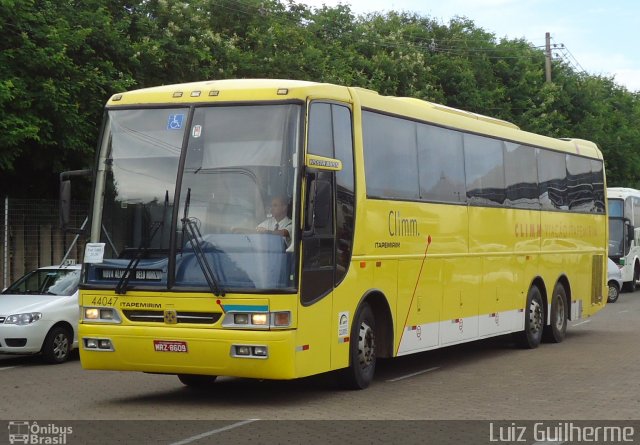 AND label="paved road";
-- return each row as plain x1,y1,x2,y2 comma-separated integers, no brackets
1,290,639,444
